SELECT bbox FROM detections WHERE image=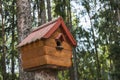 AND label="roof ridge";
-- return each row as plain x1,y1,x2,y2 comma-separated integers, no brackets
32,17,61,33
